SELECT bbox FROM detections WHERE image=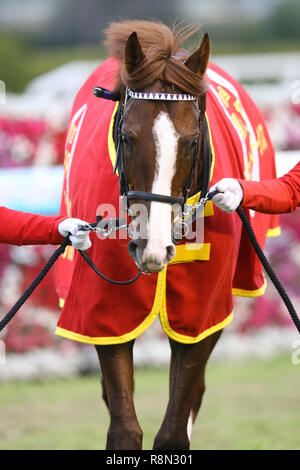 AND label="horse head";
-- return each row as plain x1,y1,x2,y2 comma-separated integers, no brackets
108,23,210,272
